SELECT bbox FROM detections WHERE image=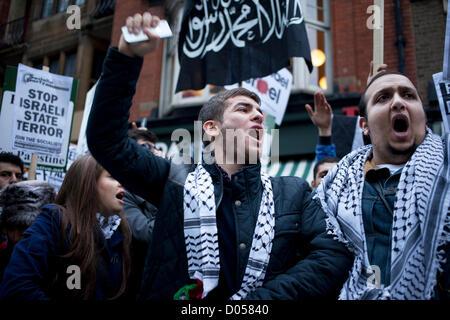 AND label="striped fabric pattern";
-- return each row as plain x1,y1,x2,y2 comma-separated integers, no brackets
314,129,450,299
183,164,275,299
